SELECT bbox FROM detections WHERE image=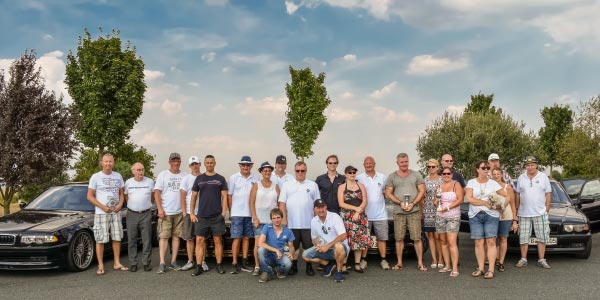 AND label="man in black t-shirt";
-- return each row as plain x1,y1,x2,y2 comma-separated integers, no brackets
190,155,228,275
315,154,346,214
